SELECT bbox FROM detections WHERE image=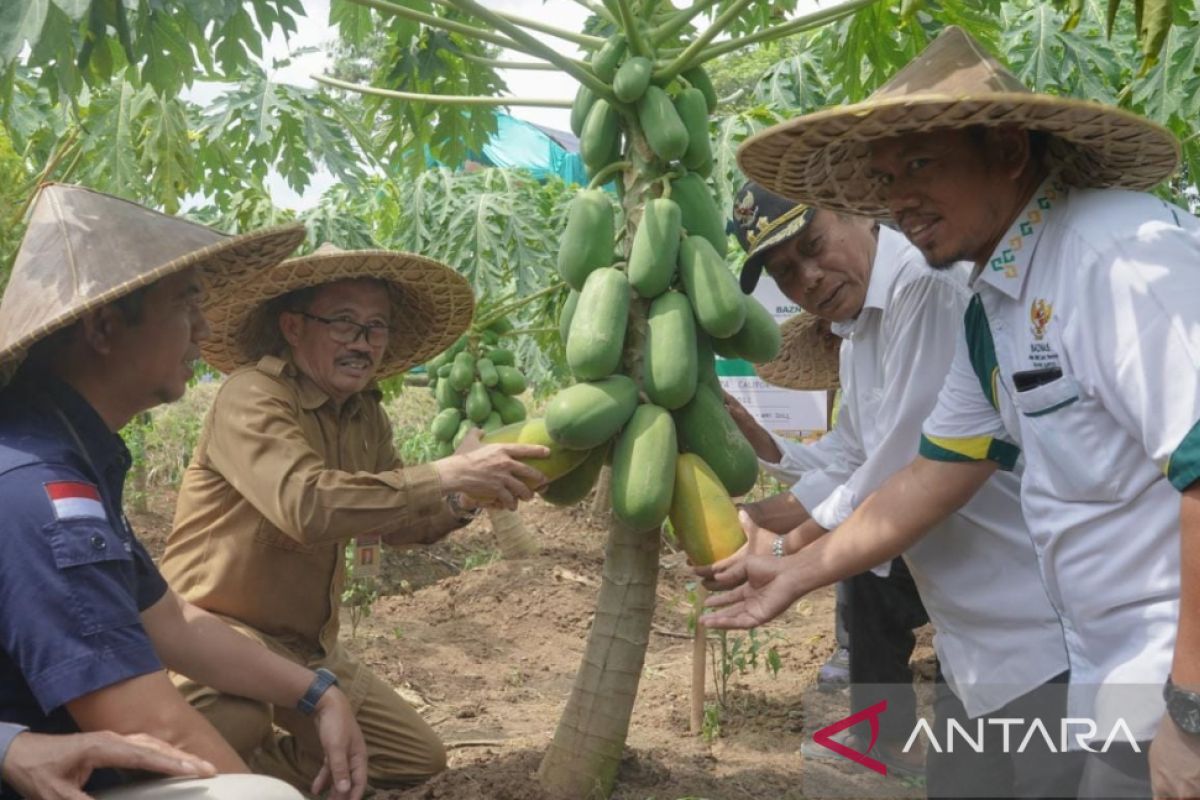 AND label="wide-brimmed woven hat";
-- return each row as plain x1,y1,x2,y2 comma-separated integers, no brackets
0,183,305,384
202,243,475,379
738,26,1180,217
756,313,841,391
